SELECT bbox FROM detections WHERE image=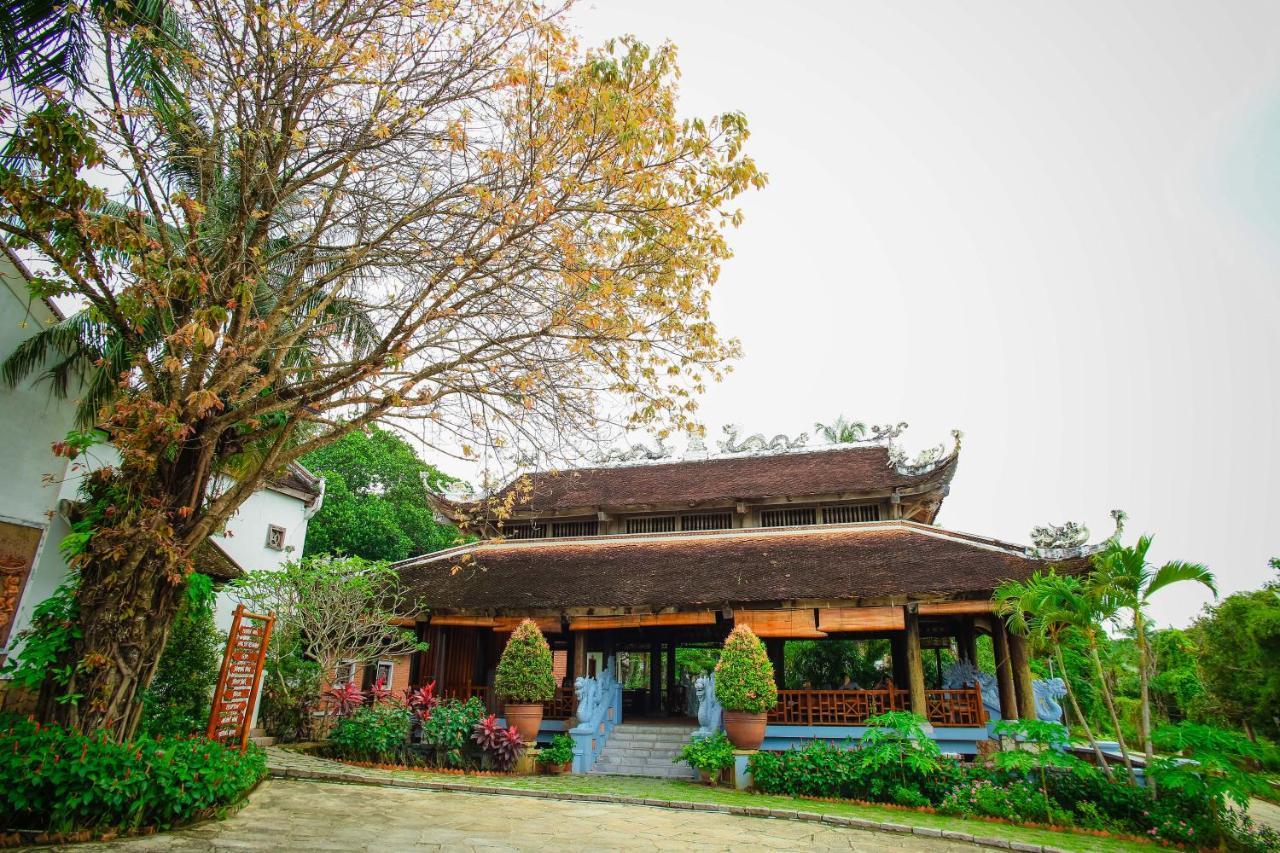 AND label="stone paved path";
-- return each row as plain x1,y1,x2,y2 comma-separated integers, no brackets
37,778,984,851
